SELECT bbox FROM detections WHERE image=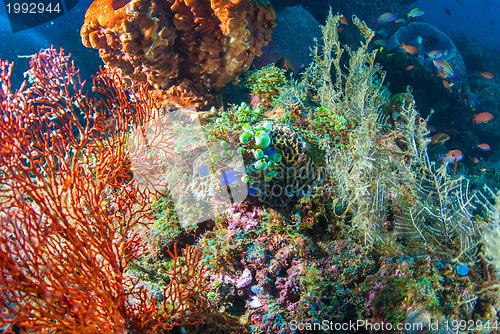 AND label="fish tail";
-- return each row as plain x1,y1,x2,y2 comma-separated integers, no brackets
375,16,380,26
438,156,445,164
